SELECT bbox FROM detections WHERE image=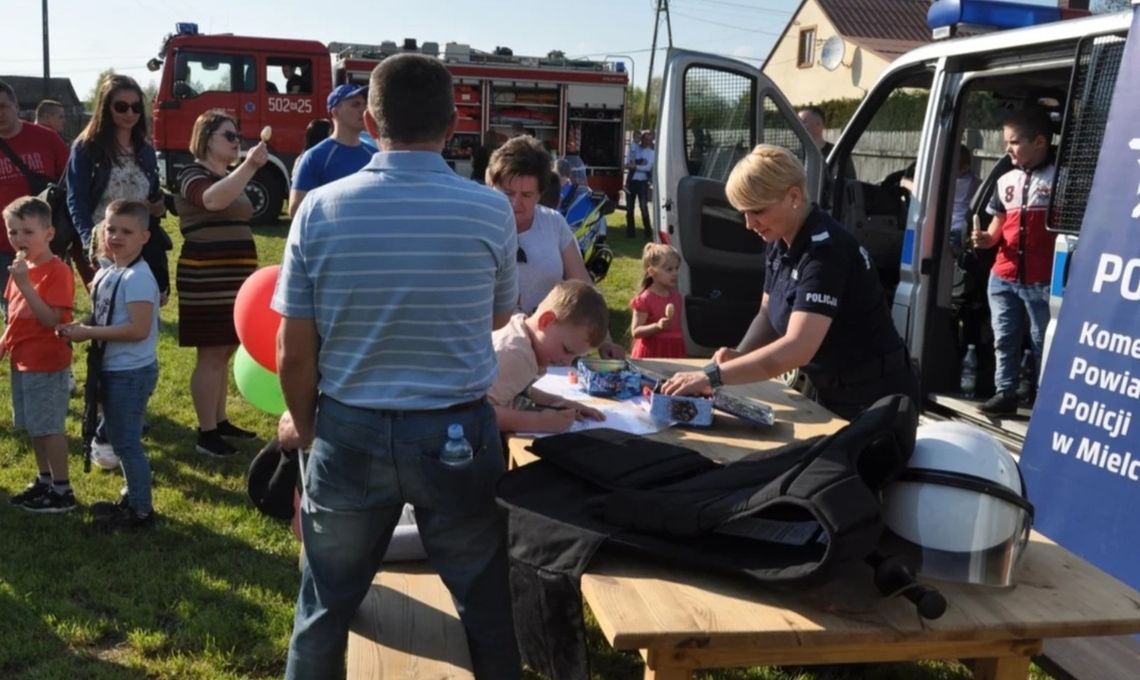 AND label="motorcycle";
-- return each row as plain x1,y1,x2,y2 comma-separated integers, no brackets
559,182,615,283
